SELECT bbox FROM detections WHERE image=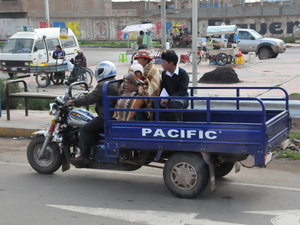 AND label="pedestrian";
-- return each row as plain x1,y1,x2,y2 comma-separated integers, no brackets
136,30,146,50
52,45,65,61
